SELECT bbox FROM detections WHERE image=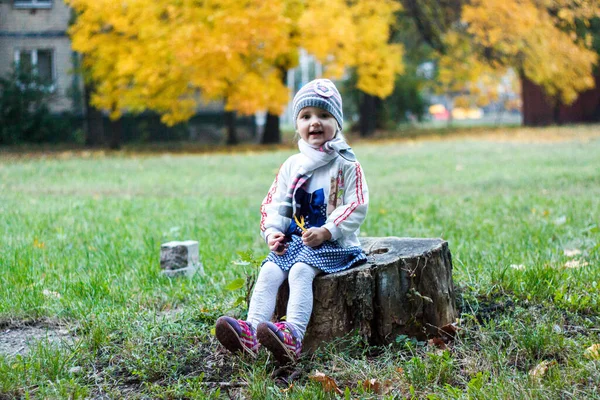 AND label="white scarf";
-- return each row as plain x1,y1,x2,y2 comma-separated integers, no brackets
297,139,338,175
278,137,356,219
